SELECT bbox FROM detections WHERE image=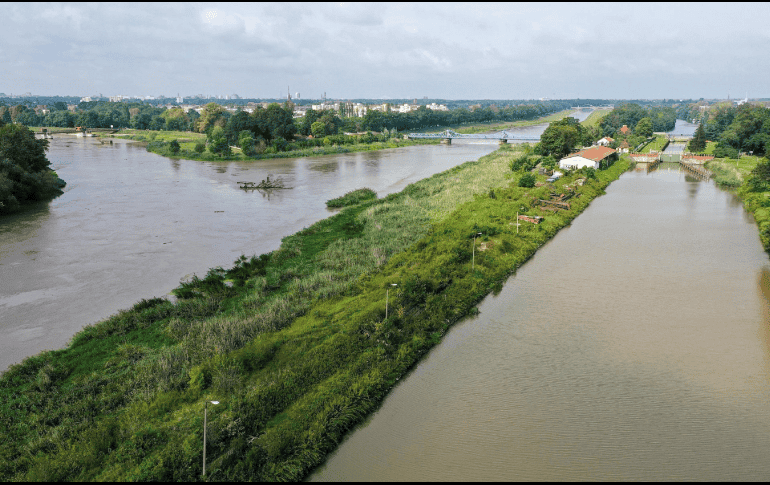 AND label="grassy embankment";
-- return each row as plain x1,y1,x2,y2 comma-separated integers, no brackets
325,188,377,208
706,155,770,251
638,135,669,153
0,146,631,481
98,129,439,162
579,108,612,129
